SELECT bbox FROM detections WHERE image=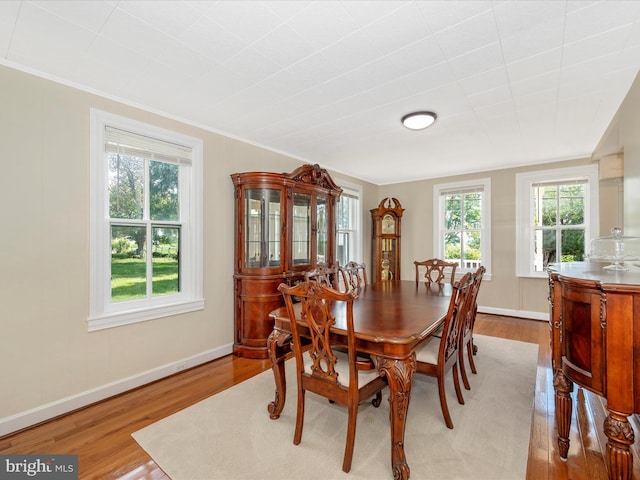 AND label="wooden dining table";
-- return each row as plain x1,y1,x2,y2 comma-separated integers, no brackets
266,279,453,480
